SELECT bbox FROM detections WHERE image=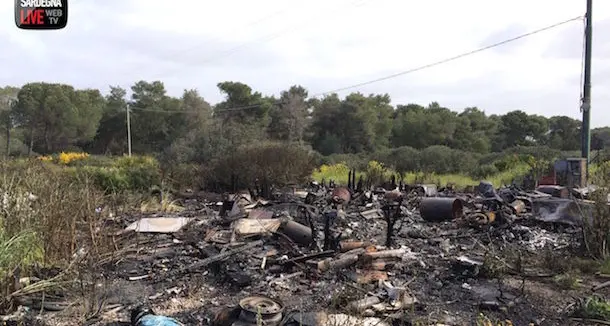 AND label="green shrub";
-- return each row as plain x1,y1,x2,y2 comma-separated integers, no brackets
114,156,161,191
75,155,161,193
472,164,499,179
76,155,115,167
376,146,420,175
419,145,453,174
77,166,130,193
